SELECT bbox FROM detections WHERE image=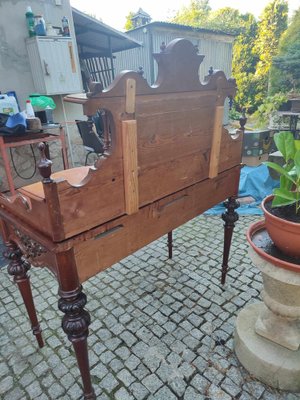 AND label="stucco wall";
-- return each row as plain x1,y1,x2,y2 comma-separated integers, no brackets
0,0,88,192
